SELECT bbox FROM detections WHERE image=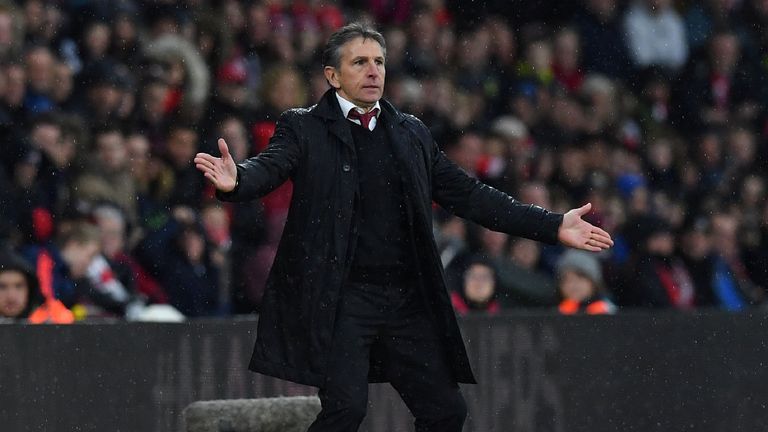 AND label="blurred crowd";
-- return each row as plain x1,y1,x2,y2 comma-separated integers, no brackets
2,0,768,322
